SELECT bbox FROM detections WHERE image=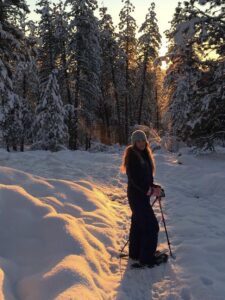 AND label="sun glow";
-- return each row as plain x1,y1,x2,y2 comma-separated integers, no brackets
161,60,168,70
